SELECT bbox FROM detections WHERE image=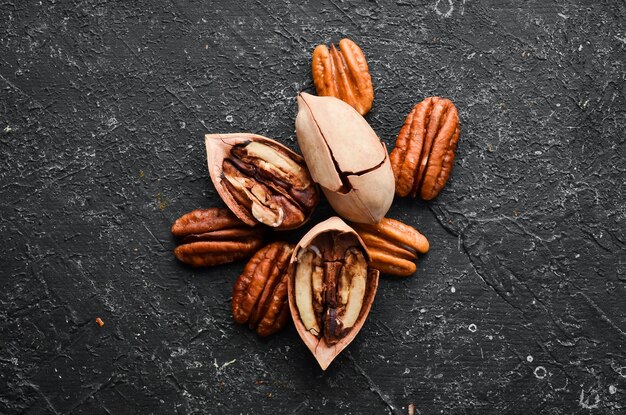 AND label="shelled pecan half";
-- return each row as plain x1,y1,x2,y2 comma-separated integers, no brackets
171,208,264,267
288,217,379,370
350,218,429,277
312,38,374,116
390,97,460,200
232,242,294,336
205,133,319,230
